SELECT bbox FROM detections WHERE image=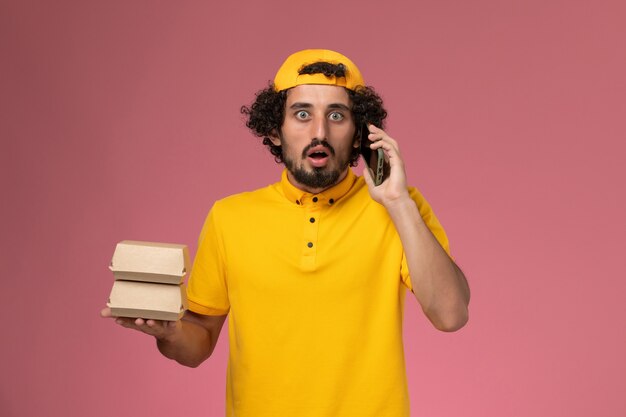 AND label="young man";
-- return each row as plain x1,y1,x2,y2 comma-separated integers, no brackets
102,49,470,417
